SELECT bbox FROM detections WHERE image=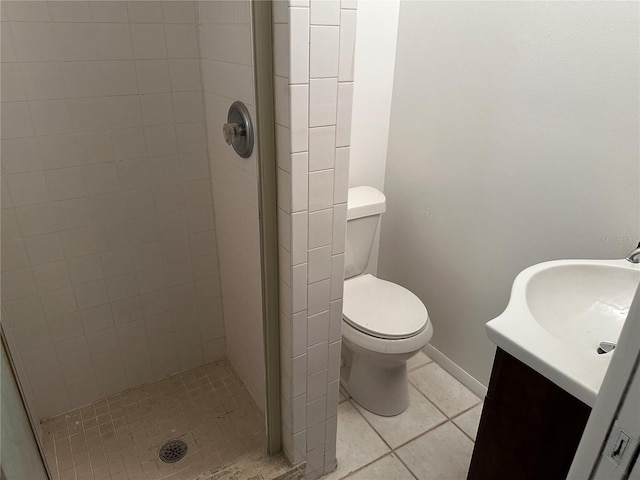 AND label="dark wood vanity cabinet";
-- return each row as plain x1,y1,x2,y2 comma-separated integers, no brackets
467,348,591,480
